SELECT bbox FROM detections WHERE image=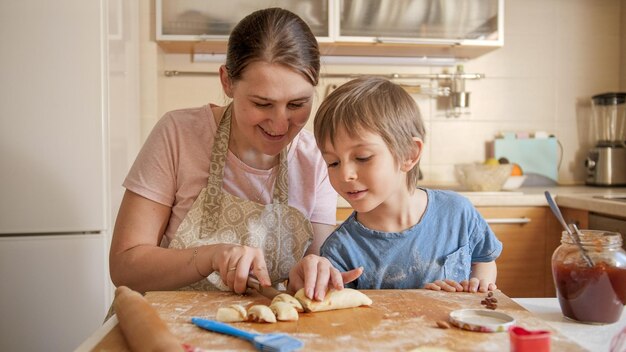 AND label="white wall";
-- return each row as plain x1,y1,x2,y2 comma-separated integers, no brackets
141,0,624,185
